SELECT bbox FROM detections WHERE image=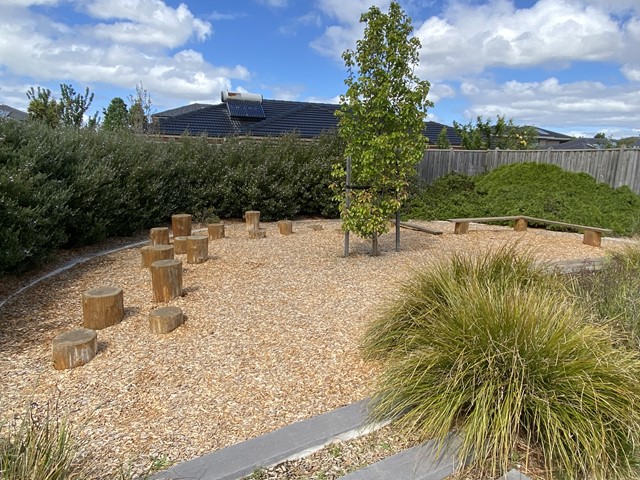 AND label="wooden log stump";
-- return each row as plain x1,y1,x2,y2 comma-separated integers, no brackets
245,210,260,231
173,236,187,254
82,286,124,330
52,328,97,370
248,228,267,239
149,227,170,245
278,220,293,235
172,214,192,237
149,306,184,334
207,223,225,240
514,218,528,232
187,235,209,264
140,244,174,268
151,259,182,302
